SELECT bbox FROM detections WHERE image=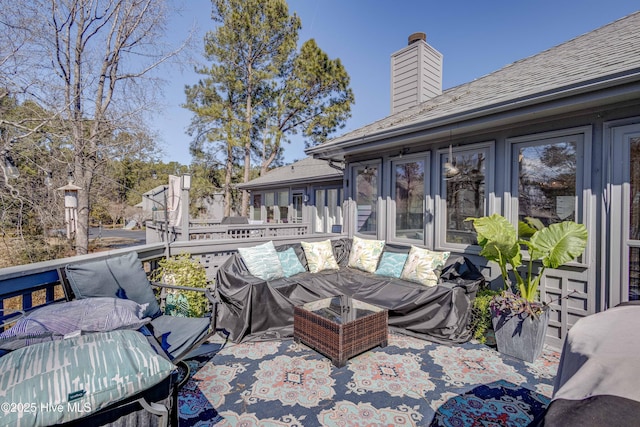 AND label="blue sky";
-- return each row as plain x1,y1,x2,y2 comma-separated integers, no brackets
153,1,638,166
